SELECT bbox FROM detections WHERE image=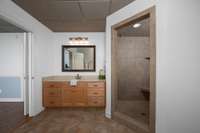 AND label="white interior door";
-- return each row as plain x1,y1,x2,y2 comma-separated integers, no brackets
23,33,28,115
72,53,84,69
23,32,33,116
28,33,33,116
